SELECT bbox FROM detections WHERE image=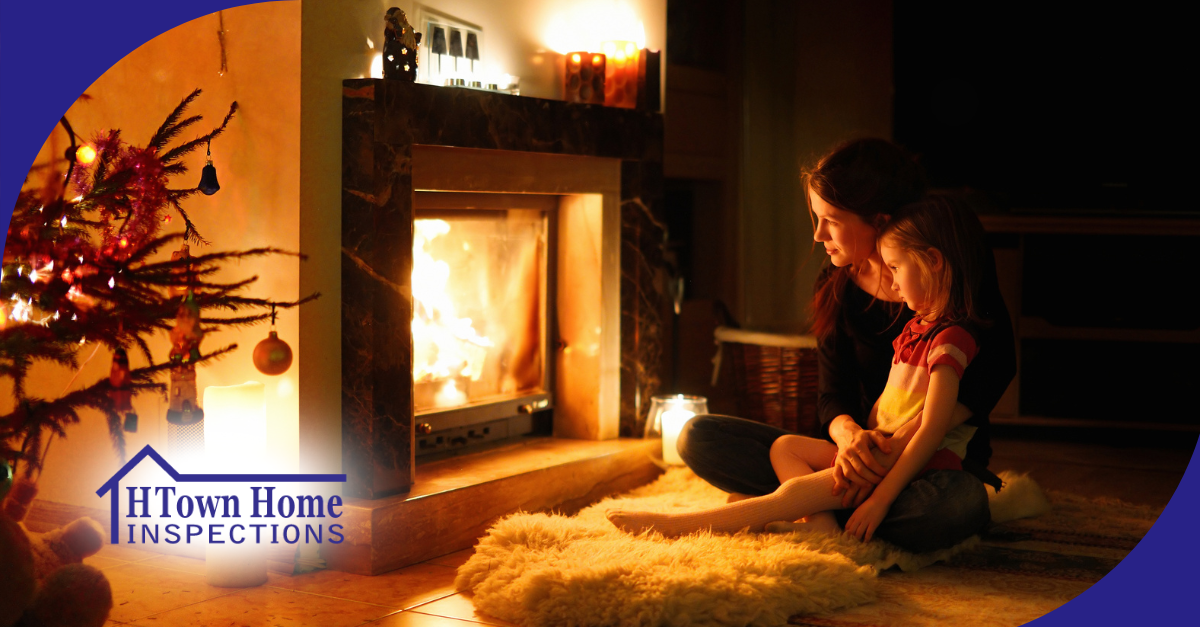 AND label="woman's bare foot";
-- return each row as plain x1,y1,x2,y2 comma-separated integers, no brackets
764,512,842,536
606,509,689,537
